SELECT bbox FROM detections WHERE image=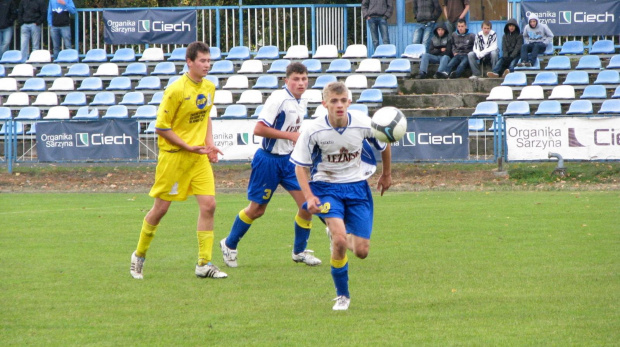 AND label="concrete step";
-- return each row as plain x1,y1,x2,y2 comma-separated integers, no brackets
398,107,476,118
400,78,503,95
384,93,488,109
